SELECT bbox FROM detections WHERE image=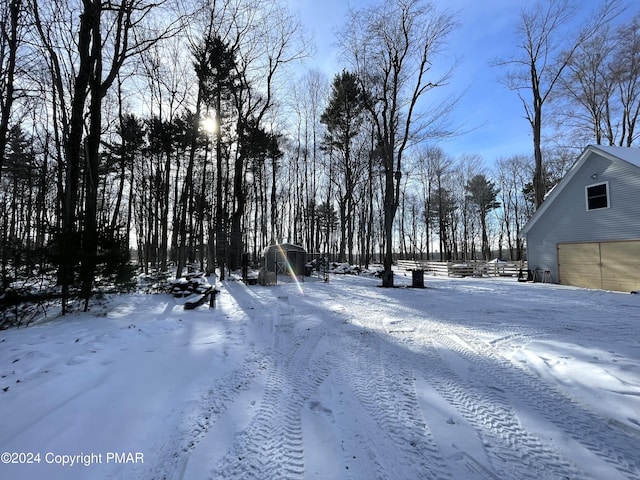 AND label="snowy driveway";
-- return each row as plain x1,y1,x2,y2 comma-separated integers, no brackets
1,273,639,479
